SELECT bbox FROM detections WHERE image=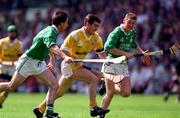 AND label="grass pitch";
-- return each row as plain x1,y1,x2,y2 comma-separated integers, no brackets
0,93,179,118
